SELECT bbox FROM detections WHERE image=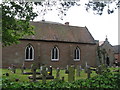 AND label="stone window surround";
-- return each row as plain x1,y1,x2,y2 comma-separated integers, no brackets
25,45,34,61
74,47,80,61
51,46,59,61
24,45,81,62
